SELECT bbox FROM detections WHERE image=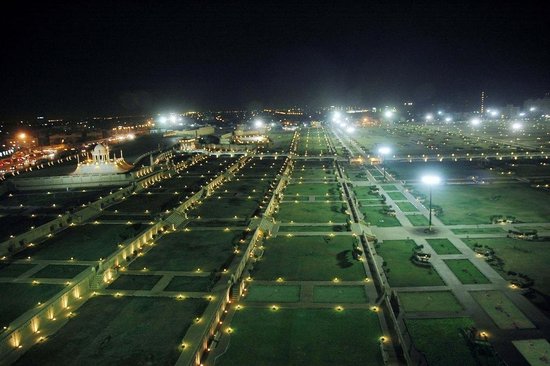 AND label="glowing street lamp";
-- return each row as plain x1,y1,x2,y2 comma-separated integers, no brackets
425,114,433,121
421,175,441,231
384,110,394,119
511,122,523,131
254,119,264,129
378,146,391,181
470,117,481,126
